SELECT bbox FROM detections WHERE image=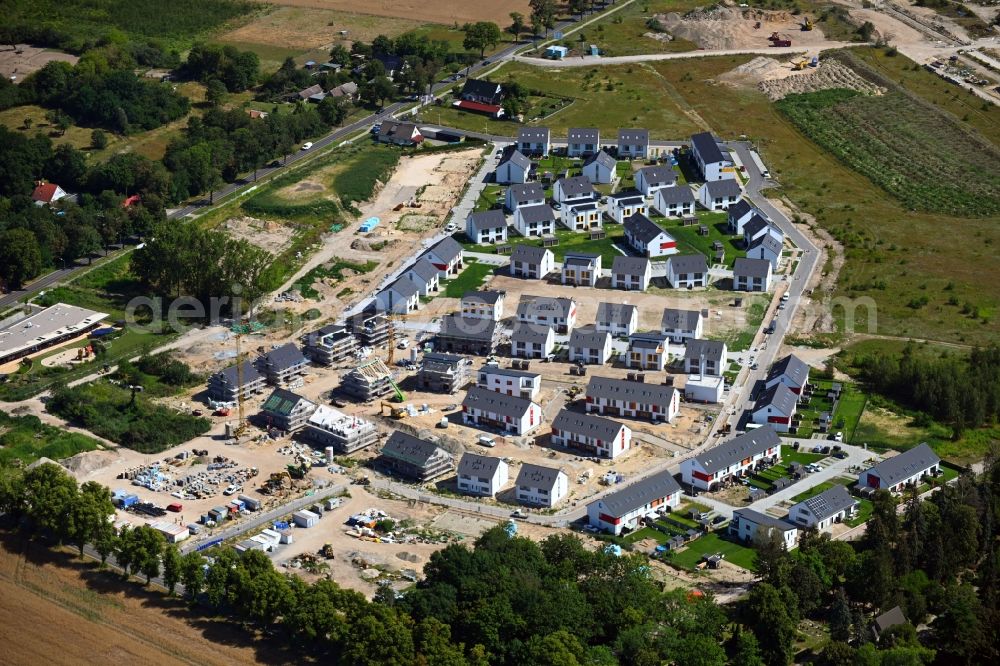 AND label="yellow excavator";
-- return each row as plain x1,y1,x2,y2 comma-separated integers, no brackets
802,18,814,31
381,401,408,419
792,59,809,71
